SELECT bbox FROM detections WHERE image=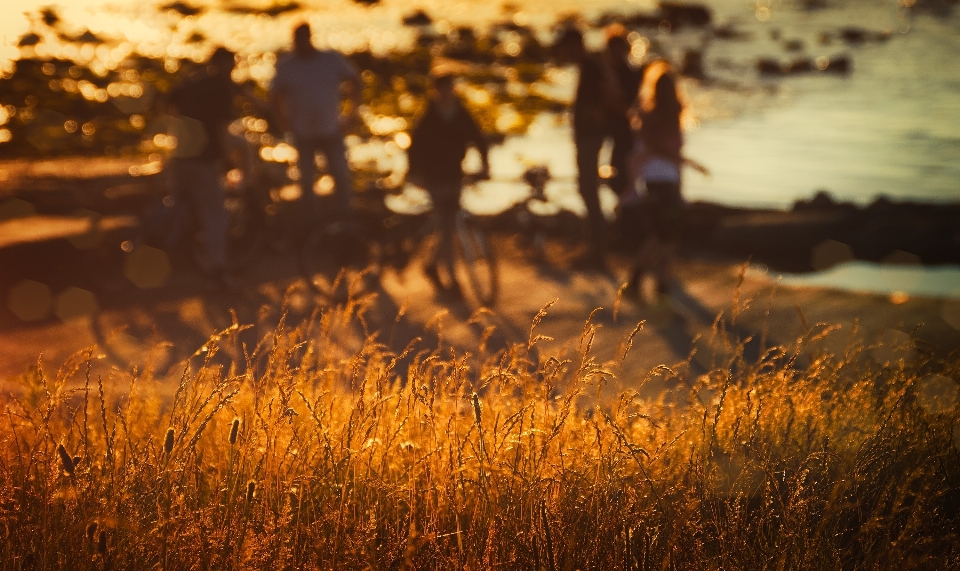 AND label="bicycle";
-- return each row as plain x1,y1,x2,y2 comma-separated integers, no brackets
300,177,499,307
89,147,294,373
512,165,564,262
